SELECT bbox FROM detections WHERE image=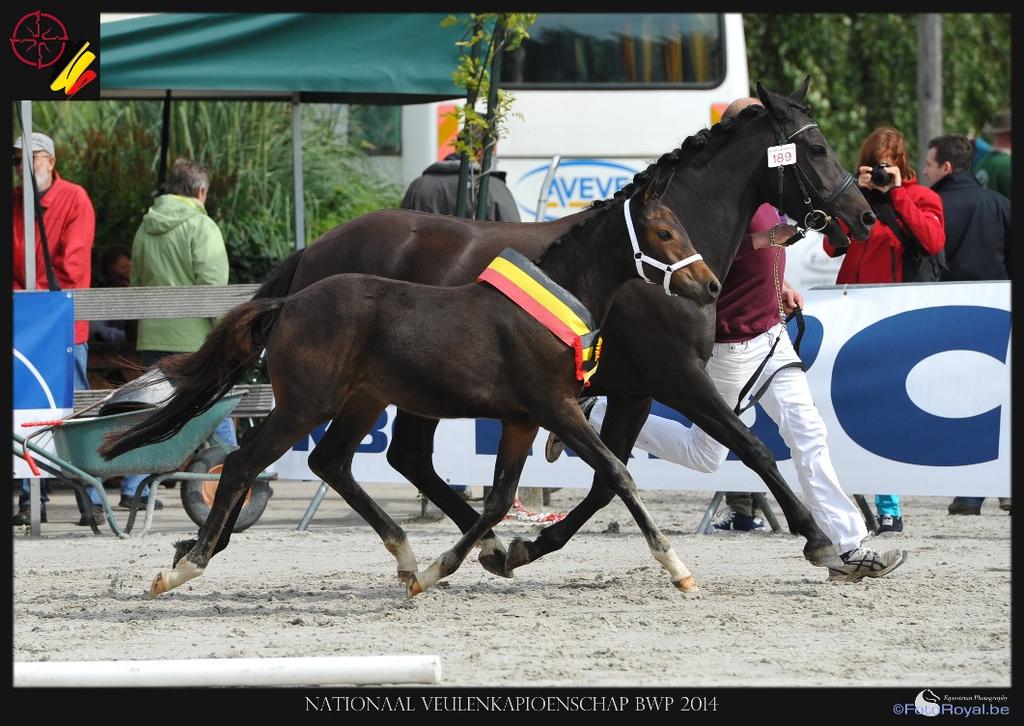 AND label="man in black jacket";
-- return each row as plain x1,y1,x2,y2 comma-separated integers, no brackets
399,145,521,501
401,153,521,222
923,134,1010,281
922,133,1011,517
